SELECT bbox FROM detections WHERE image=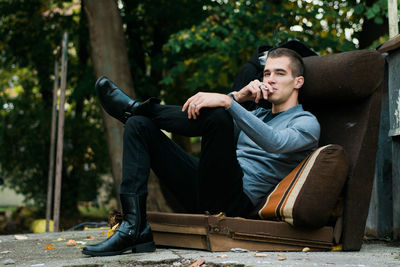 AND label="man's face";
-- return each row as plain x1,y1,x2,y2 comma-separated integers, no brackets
262,56,303,105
